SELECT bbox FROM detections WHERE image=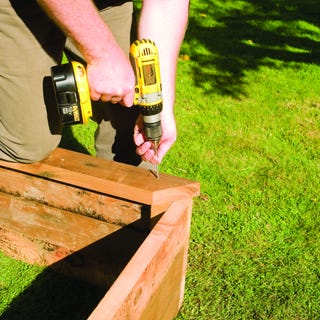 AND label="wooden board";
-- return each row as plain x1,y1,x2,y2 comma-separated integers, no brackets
0,148,200,319
0,166,148,229
0,191,148,287
0,148,200,209
88,199,193,320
